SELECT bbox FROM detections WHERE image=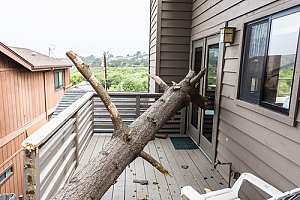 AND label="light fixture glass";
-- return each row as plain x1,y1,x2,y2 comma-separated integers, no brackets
220,27,236,44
